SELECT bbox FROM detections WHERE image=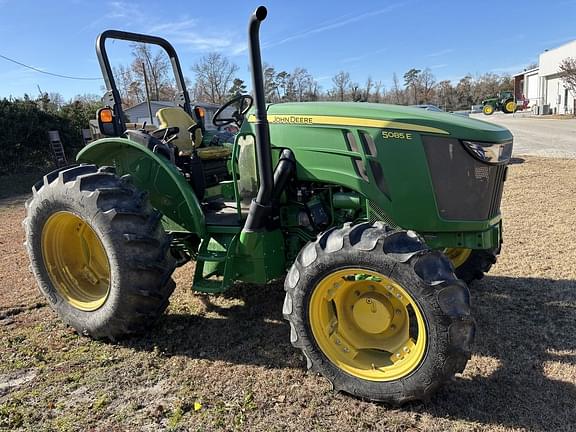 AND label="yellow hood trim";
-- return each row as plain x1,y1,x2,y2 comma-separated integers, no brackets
247,114,449,135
